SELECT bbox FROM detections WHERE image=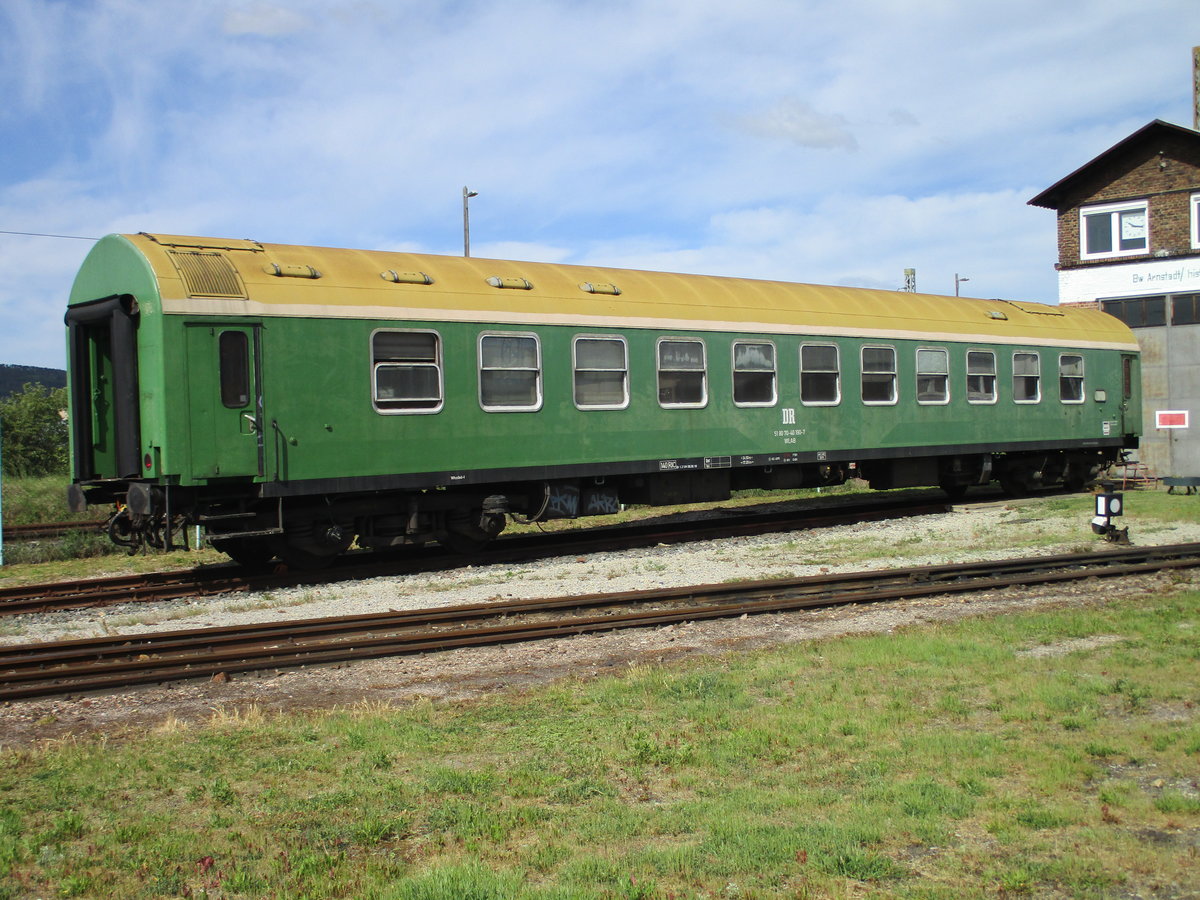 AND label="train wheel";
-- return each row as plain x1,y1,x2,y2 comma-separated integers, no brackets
435,529,493,555
212,537,276,569
939,482,969,502
999,472,1030,498
276,541,338,570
